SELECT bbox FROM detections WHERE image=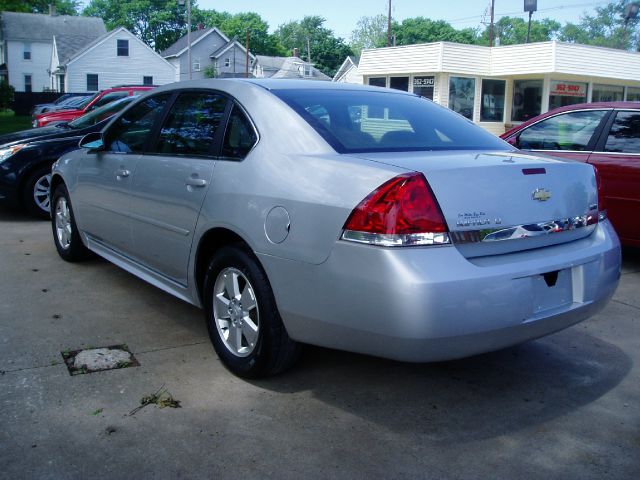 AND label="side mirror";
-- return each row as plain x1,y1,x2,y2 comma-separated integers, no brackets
79,131,105,151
